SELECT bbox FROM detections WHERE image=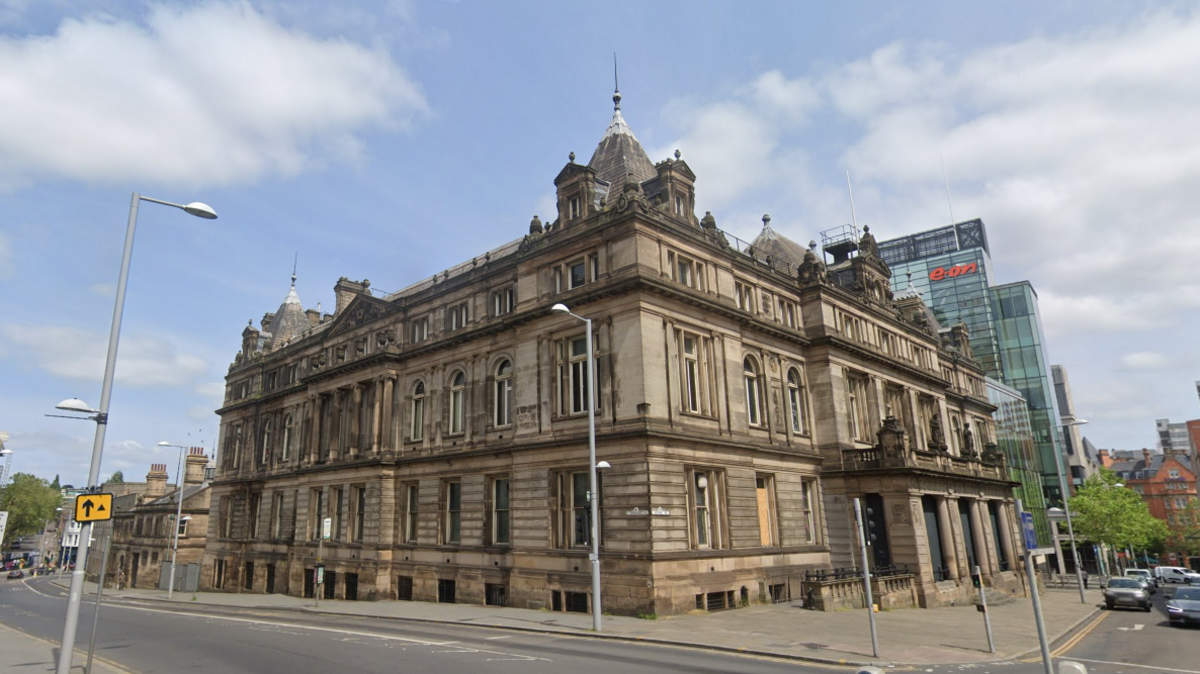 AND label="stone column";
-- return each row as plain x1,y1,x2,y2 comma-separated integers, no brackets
936,497,959,580
998,502,1016,571
373,378,385,455
970,499,991,575
349,384,363,459
307,395,320,464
